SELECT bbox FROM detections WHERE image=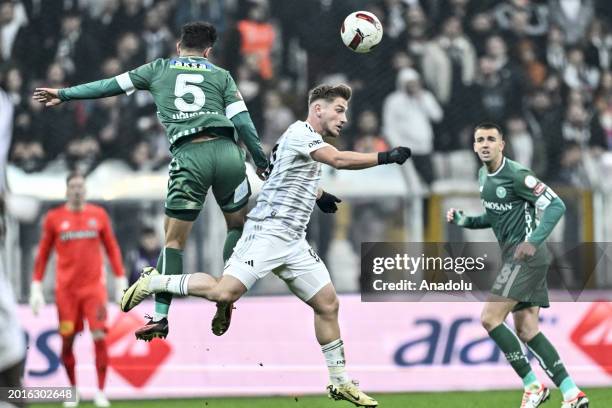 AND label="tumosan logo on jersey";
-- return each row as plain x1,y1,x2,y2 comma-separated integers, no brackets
59,230,98,241
481,200,513,212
